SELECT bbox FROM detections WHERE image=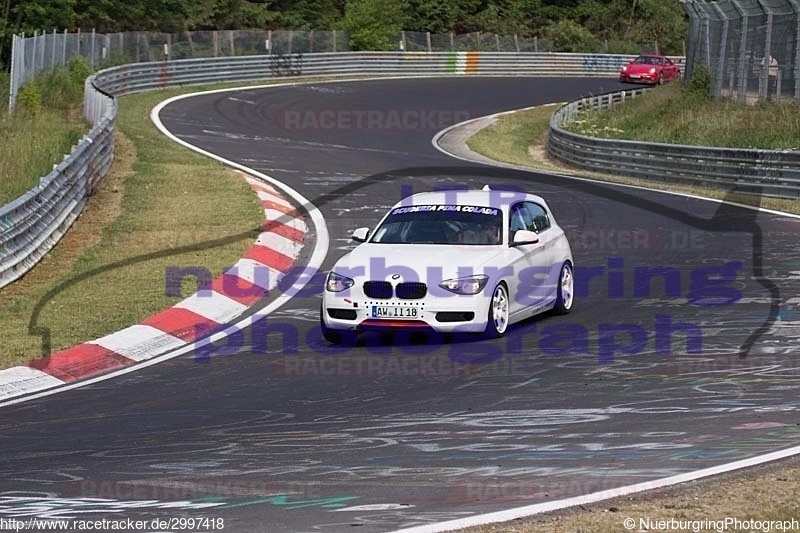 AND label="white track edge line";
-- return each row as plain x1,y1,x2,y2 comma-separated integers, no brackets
0,79,333,409
417,102,800,532
394,444,800,532
0,74,492,408
431,105,800,220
